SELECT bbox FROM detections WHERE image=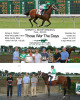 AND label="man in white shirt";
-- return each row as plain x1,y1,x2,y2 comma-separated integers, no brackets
34,49,41,63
